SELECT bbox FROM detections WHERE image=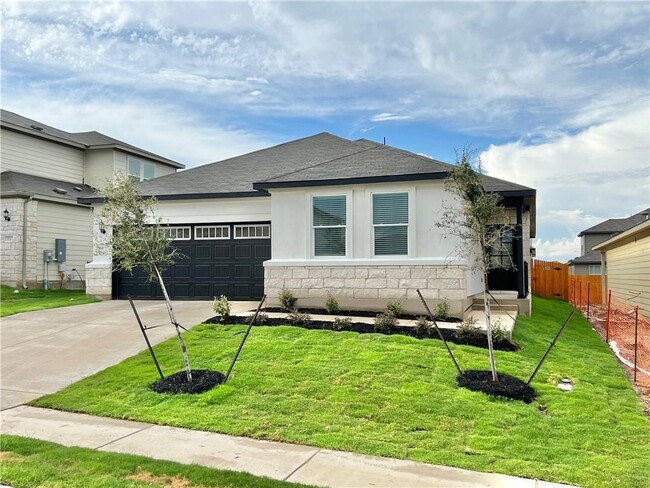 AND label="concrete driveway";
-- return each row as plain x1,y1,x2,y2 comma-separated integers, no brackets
0,299,256,410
